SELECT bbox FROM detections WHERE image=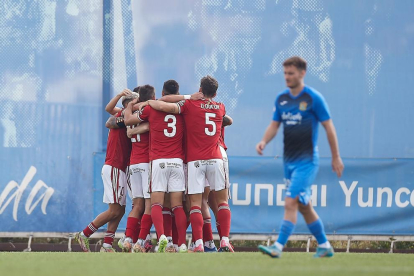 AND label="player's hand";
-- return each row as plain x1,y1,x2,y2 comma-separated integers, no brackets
128,98,139,106
190,92,204,100
119,89,132,97
135,101,148,111
332,156,344,177
256,141,266,155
